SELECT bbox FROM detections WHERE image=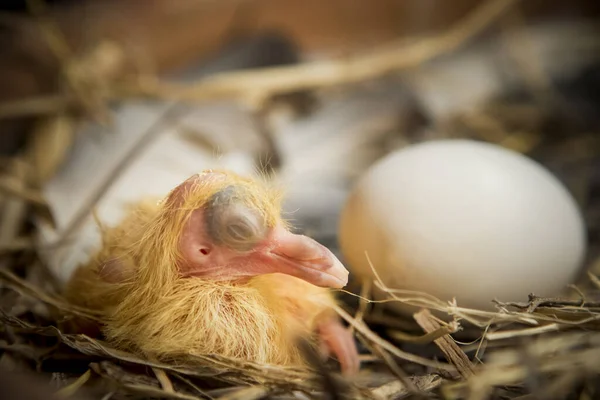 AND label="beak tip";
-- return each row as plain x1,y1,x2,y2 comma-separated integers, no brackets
329,259,350,288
